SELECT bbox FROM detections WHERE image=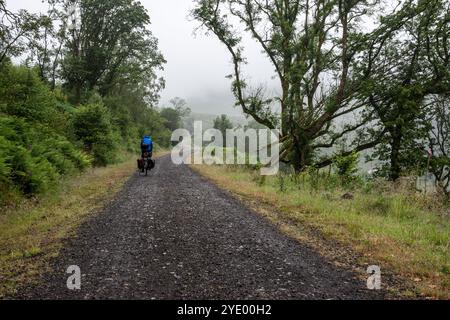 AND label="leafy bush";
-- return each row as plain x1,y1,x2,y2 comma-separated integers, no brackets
0,64,66,131
333,151,359,186
0,116,91,203
72,102,118,166
0,136,12,183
